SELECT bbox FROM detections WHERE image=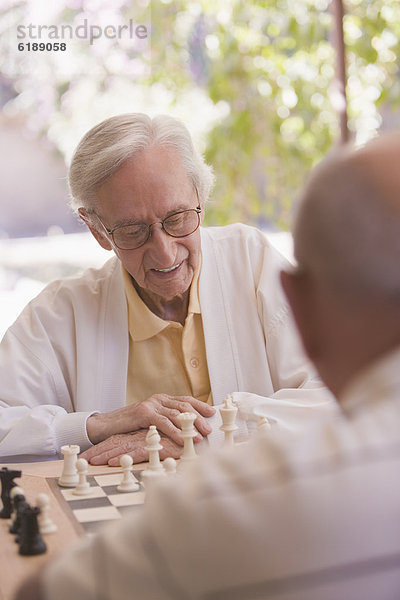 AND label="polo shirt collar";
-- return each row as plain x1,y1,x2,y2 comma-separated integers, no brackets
122,255,202,342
